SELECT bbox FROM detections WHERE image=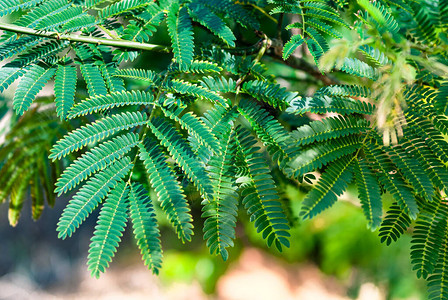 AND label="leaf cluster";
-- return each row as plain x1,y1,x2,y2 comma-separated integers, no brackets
0,1,448,298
